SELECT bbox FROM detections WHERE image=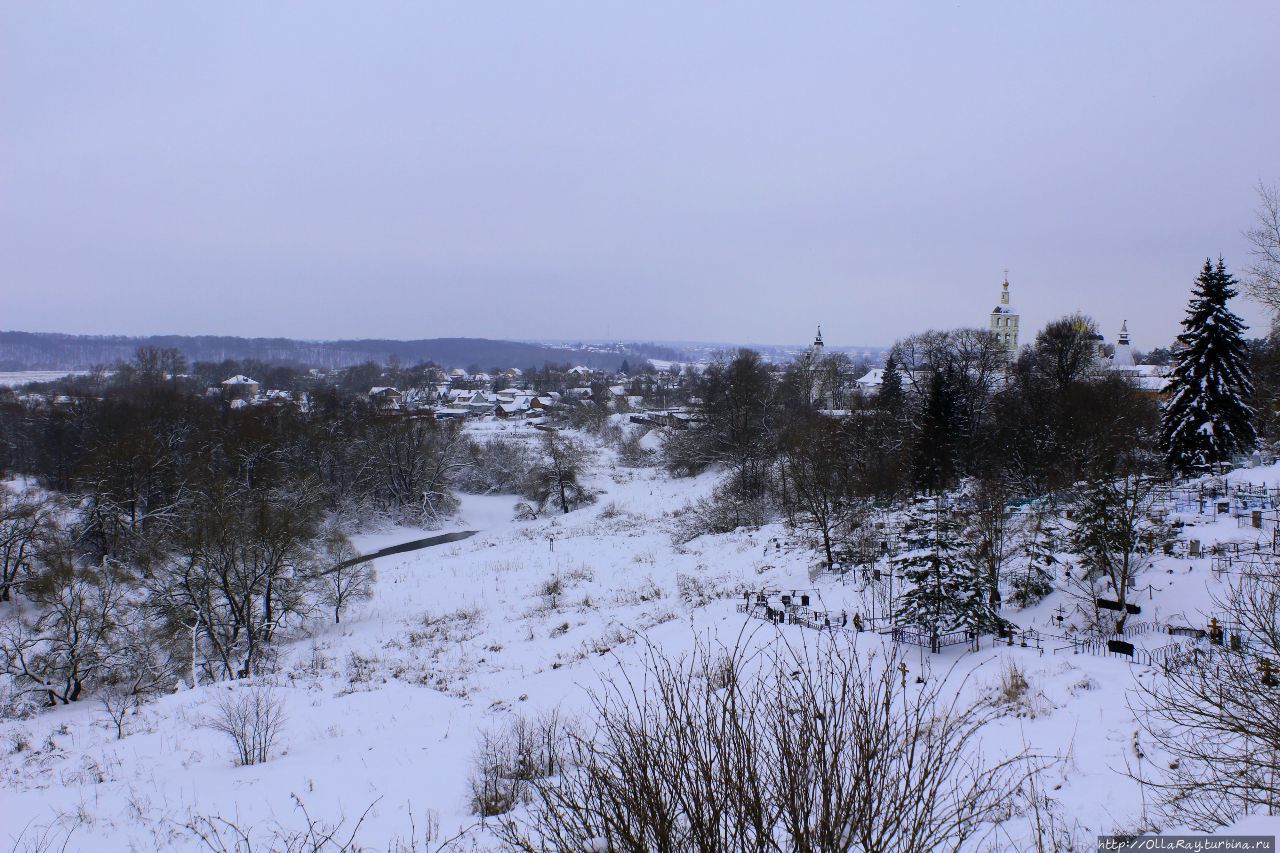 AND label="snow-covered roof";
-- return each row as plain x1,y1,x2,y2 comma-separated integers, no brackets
1111,365,1169,393
856,369,884,387
222,375,258,385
